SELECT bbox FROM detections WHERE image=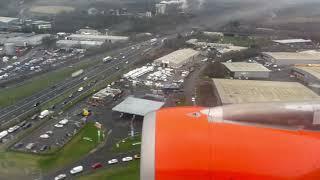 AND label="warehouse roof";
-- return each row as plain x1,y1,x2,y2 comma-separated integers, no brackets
112,96,164,116
294,65,320,80
154,48,199,64
263,52,320,61
0,16,19,23
68,34,129,40
213,78,320,104
222,62,271,72
273,39,312,44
